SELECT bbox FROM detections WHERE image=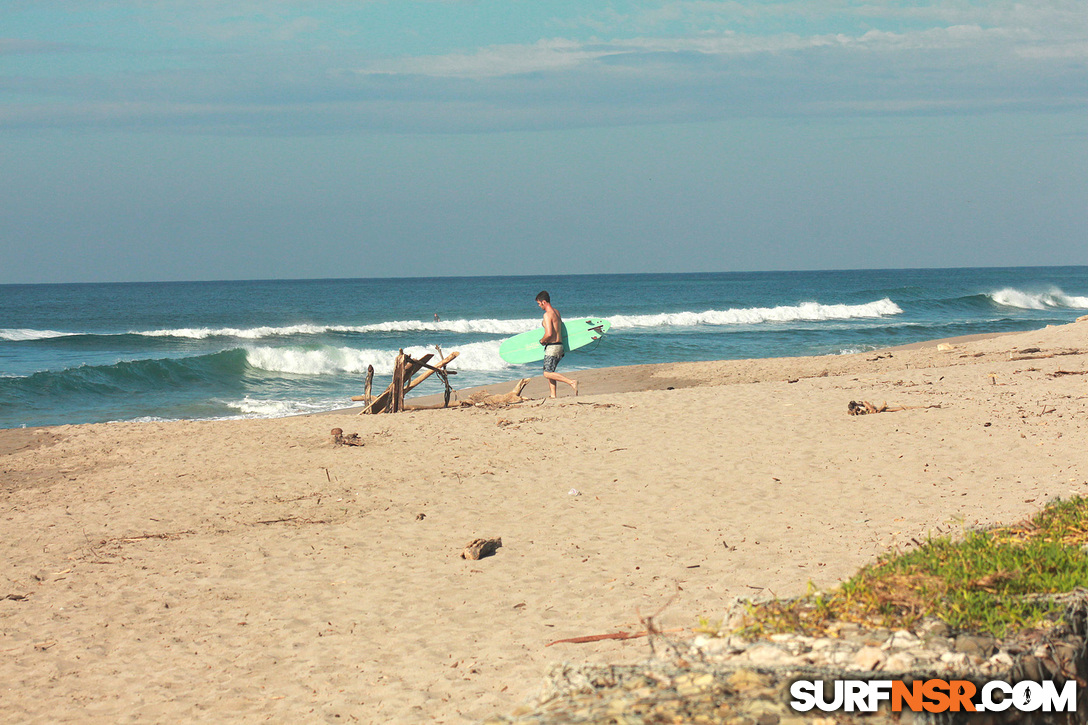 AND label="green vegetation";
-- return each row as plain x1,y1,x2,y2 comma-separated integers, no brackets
738,497,1088,638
